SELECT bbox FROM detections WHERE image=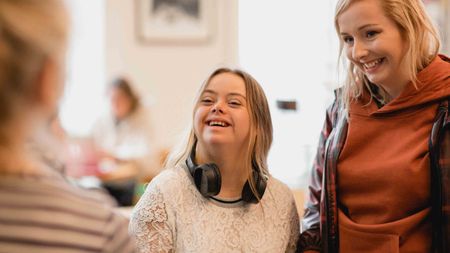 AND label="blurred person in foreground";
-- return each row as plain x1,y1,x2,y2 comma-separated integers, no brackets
0,0,135,252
